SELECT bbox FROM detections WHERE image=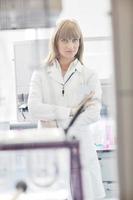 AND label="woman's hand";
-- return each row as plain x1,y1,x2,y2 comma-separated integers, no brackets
40,120,58,128
70,91,95,116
